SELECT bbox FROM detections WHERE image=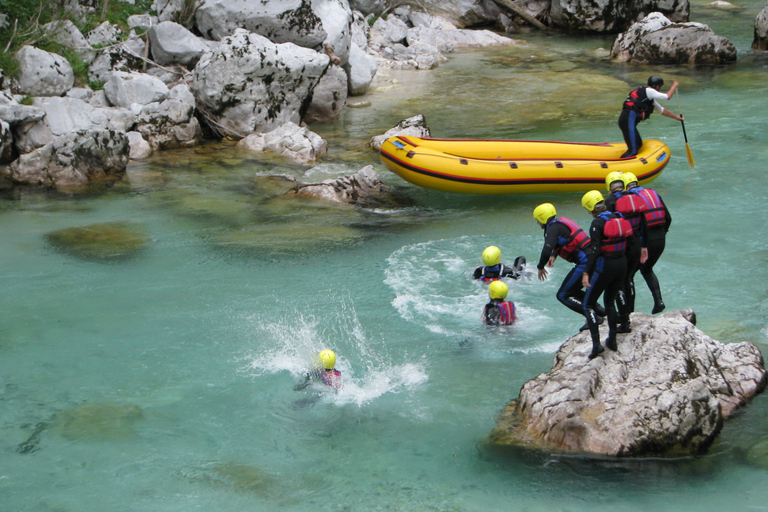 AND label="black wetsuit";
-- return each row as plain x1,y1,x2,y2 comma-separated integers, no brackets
583,211,637,357
473,263,520,281
606,190,642,312
537,218,606,319
633,187,671,313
